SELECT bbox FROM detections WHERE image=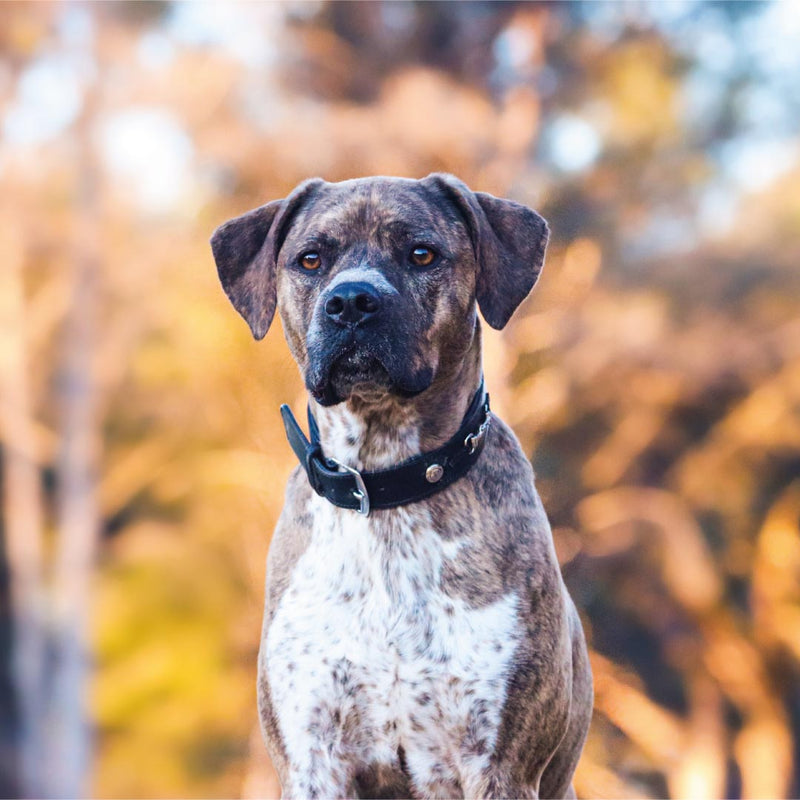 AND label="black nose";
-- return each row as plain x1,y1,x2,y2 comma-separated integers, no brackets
323,282,382,326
